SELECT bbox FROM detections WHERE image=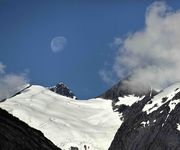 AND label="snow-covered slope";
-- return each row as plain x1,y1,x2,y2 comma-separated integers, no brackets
143,82,180,114
0,85,120,150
